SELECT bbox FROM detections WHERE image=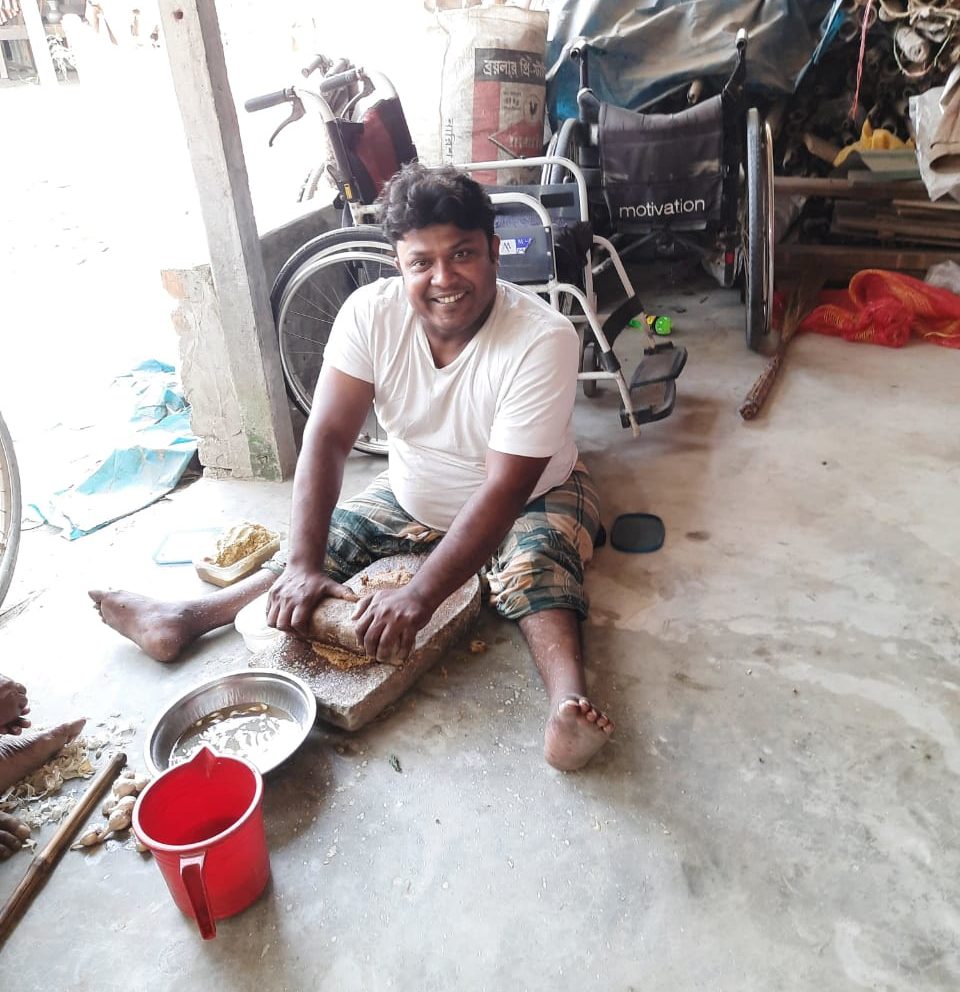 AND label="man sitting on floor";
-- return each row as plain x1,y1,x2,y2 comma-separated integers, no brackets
90,164,612,771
